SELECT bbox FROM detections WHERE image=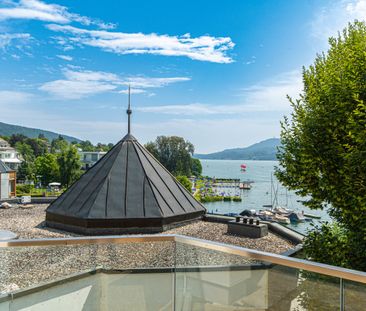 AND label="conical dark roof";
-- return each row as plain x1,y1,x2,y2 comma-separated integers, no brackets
46,134,206,234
